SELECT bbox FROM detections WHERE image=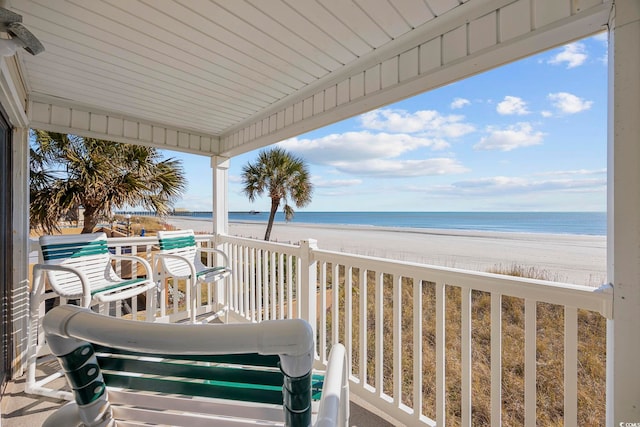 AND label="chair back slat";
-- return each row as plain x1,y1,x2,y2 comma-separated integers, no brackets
41,240,109,261
158,235,196,250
